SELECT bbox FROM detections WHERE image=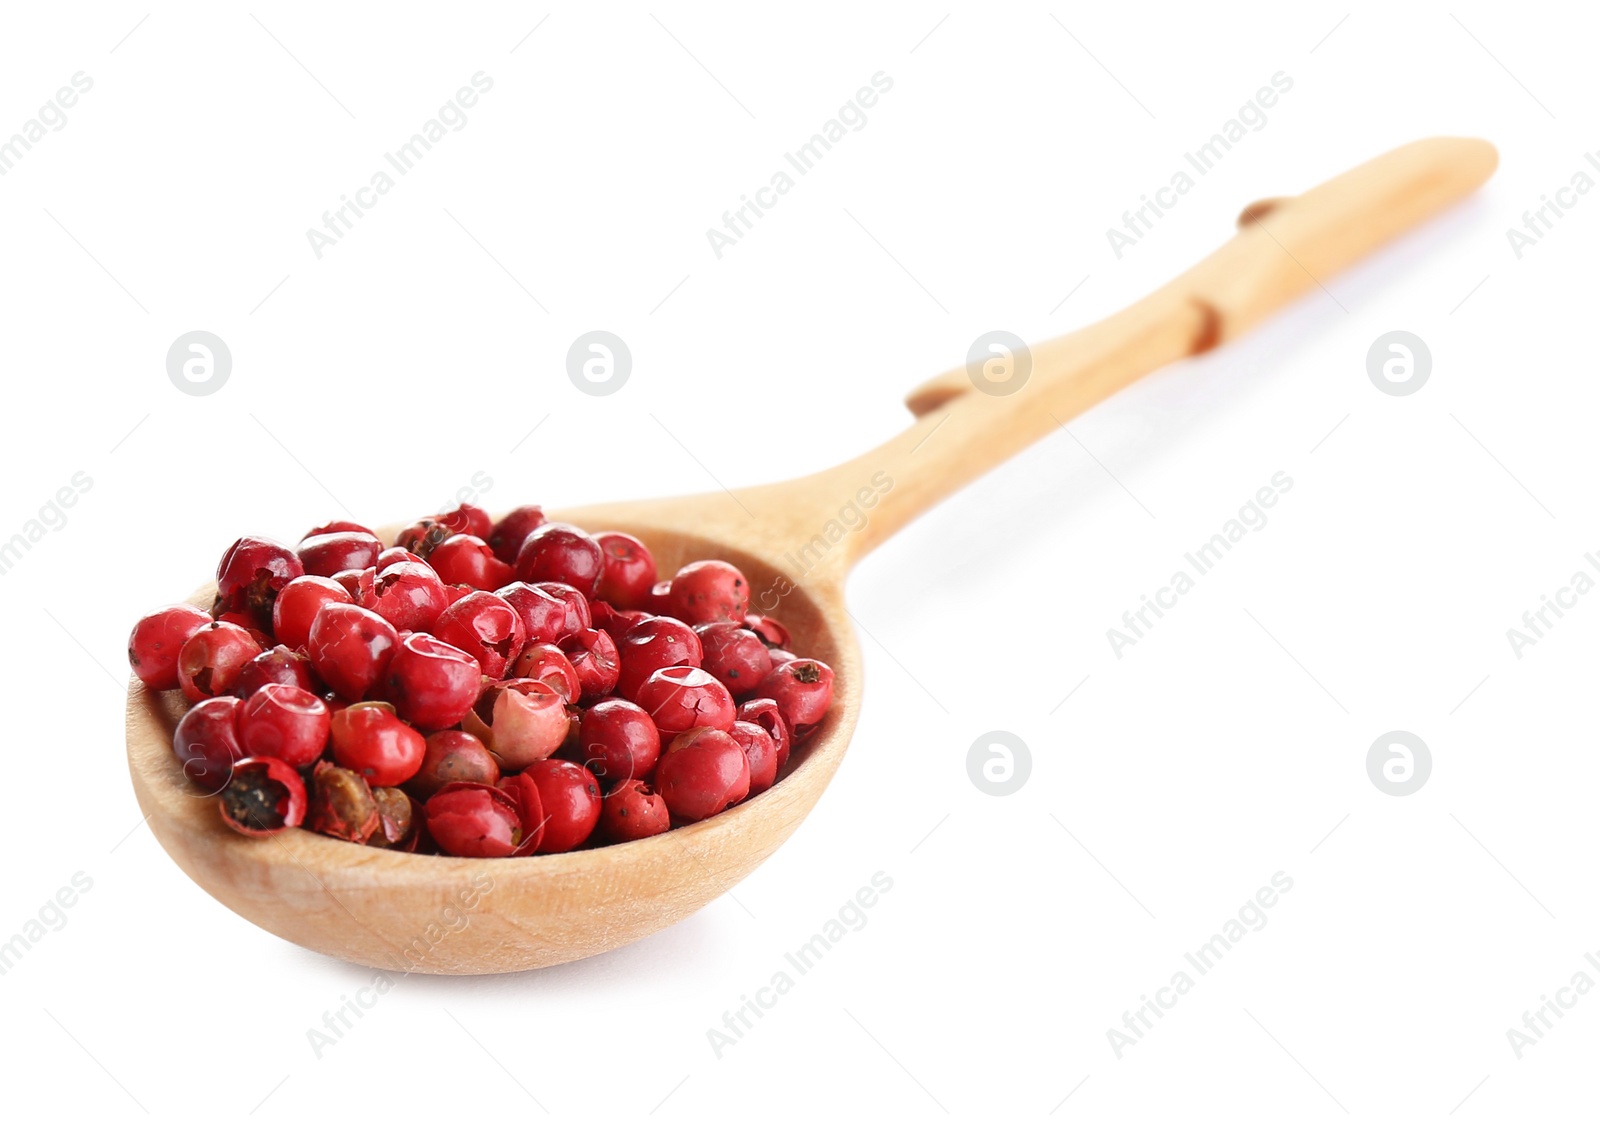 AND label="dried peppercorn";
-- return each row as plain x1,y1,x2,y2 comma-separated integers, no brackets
368,787,420,850
307,762,381,842
219,757,306,836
